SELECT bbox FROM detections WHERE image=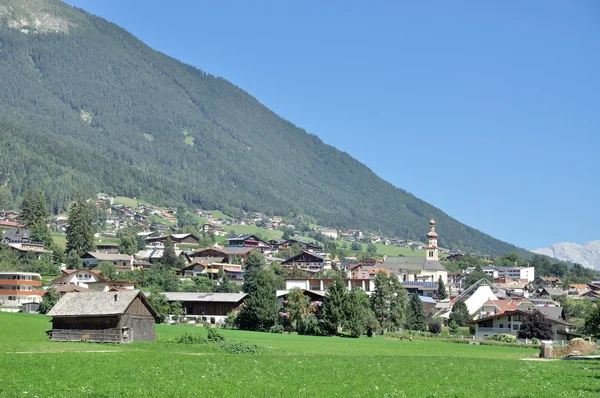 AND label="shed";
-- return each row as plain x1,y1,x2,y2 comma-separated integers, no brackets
47,290,157,343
